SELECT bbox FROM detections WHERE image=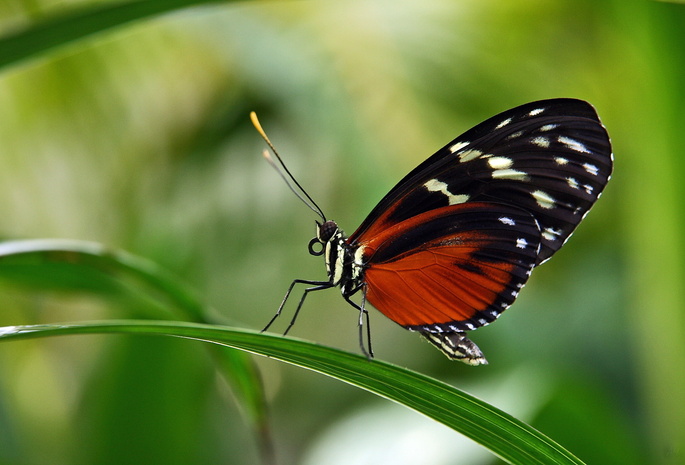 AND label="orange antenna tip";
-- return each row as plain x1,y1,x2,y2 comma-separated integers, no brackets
250,111,273,147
